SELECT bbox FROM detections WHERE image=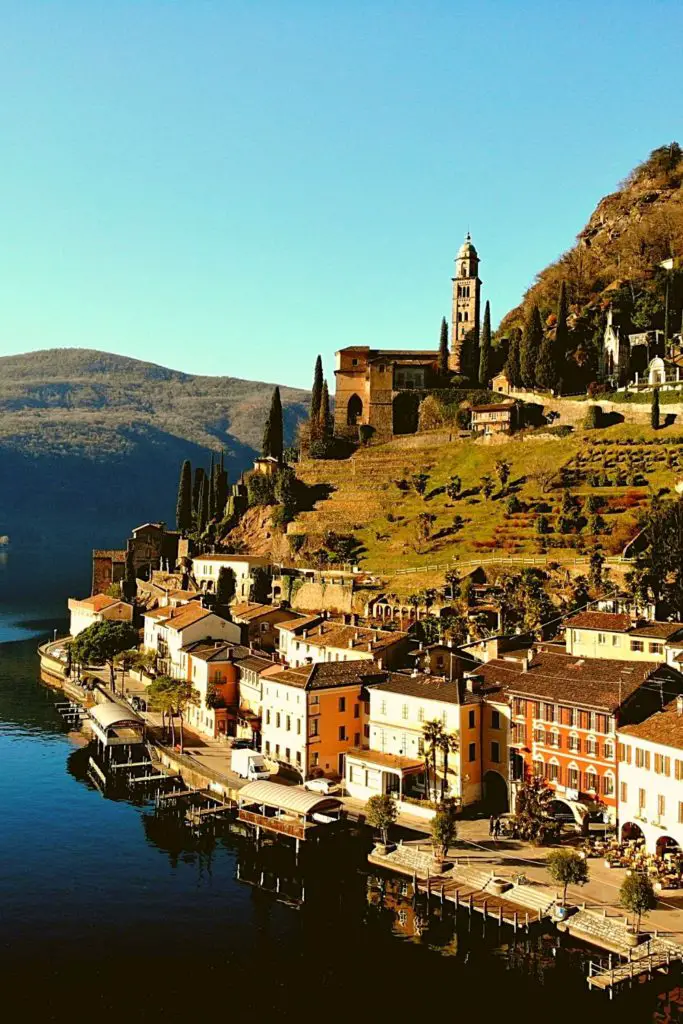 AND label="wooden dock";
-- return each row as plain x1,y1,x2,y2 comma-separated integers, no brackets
414,875,542,931
587,941,683,998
